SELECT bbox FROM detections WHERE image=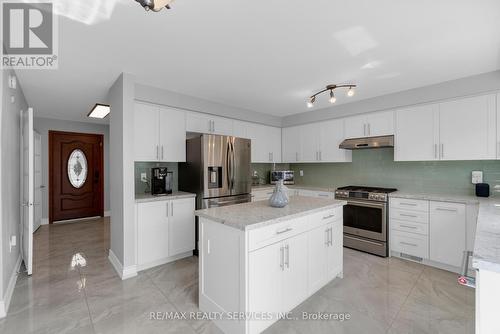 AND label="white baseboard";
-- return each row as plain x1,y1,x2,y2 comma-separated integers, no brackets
0,255,22,318
108,249,137,280
104,211,111,217
41,218,49,225
136,251,193,272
